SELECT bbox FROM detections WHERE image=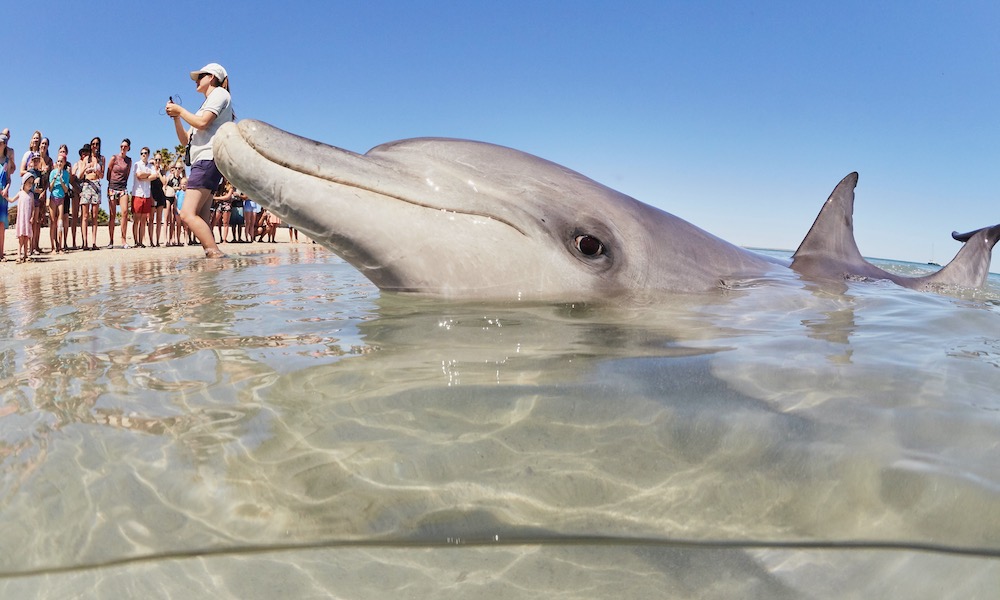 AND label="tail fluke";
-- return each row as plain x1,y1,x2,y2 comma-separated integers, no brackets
923,225,1000,288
